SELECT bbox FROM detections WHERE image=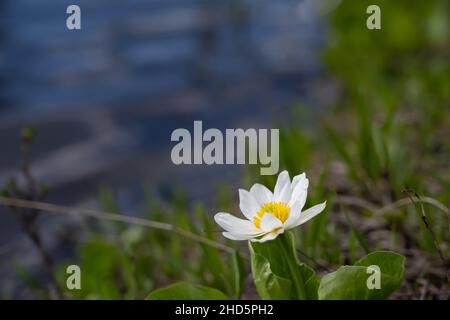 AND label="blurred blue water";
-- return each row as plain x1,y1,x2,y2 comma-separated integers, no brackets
0,0,325,112
0,0,332,203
